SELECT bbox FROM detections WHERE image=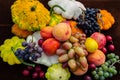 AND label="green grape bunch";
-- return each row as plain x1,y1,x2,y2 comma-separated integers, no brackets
92,53,120,80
